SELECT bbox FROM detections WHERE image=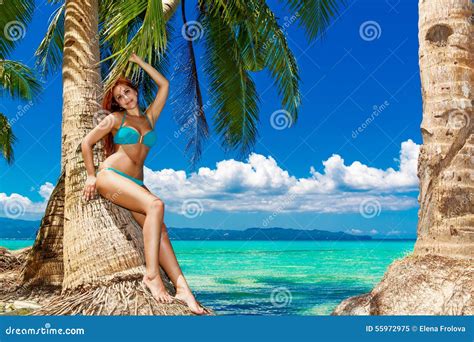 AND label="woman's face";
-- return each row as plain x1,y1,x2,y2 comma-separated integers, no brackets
113,84,138,110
